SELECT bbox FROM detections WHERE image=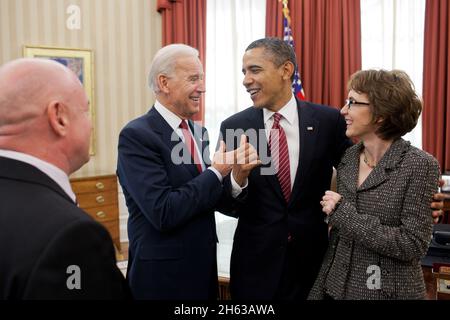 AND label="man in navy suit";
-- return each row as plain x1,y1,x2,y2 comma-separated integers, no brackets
0,58,127,299
117,44,258,300
219,38,353,300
